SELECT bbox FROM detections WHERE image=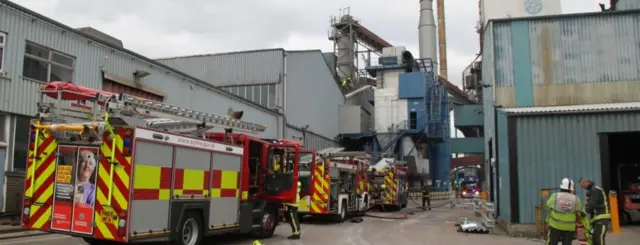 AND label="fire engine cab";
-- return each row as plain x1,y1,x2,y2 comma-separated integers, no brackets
21,82,300,245
297,151,371,221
